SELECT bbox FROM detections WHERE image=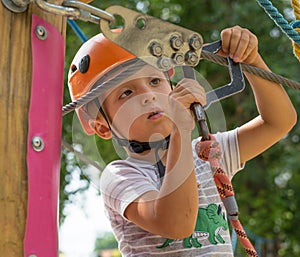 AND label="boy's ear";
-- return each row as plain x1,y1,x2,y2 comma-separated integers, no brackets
88,119,112,139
